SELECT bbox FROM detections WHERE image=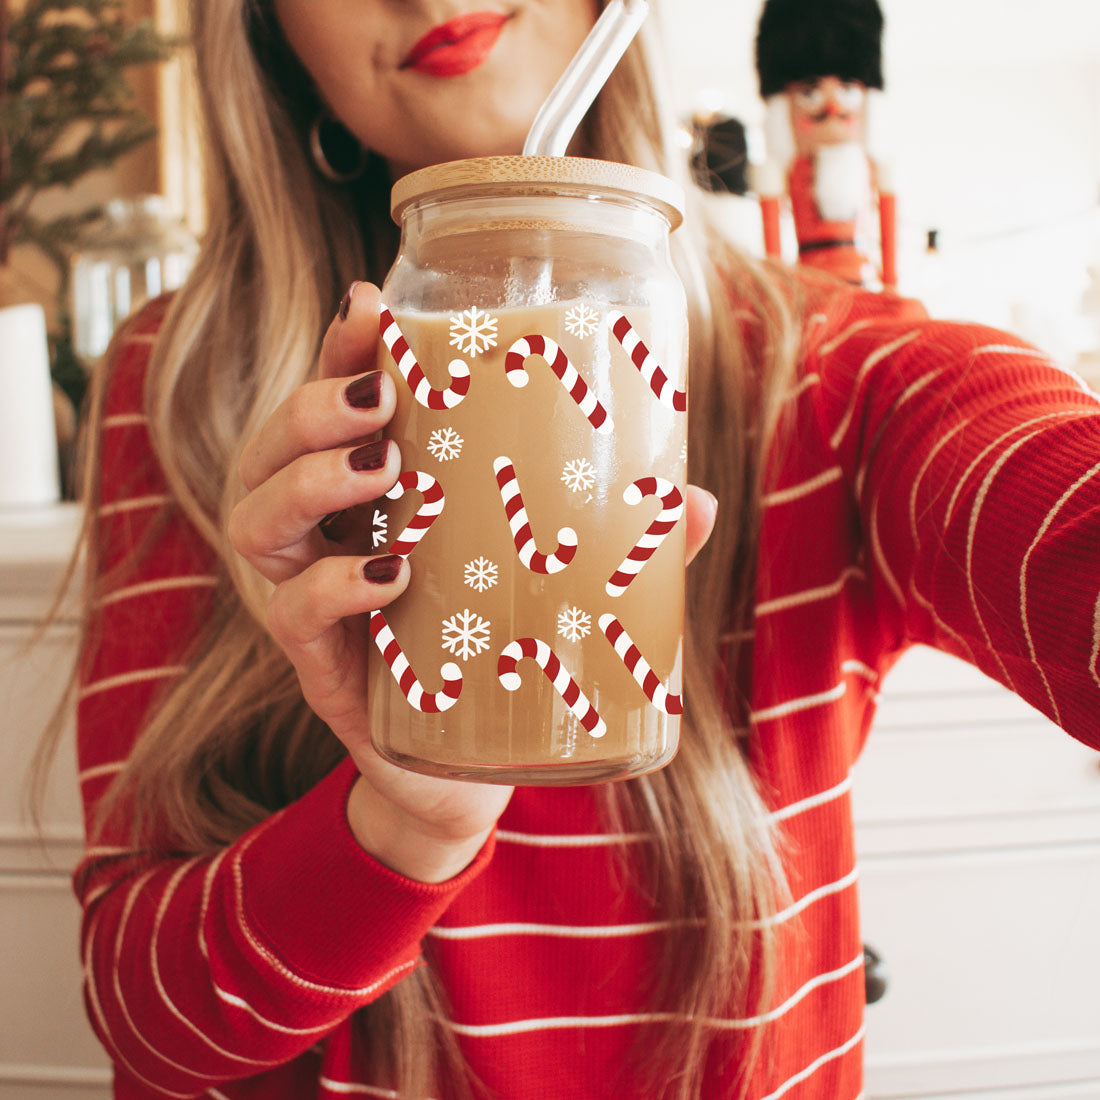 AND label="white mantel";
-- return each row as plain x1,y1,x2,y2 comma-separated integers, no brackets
0,504,83,622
